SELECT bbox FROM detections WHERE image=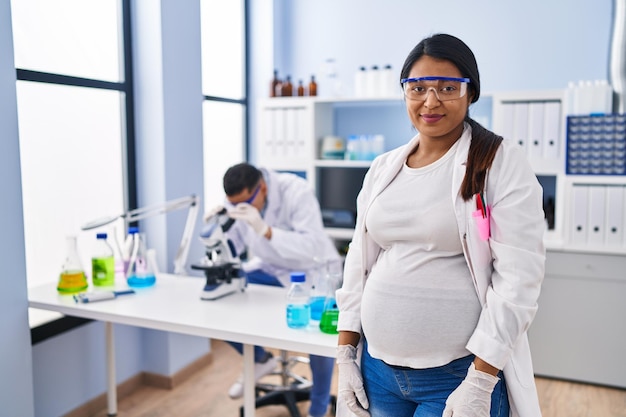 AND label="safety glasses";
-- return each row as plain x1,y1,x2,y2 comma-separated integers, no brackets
400,76,470,102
